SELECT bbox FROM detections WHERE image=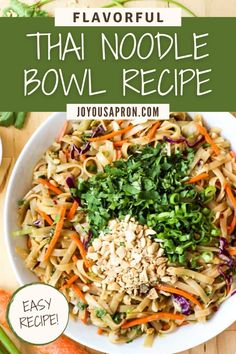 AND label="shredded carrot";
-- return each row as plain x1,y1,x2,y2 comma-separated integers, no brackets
229,248,236,256
186,172,209,184
228,214,236,235
37,178,62,195
67,200,79,221
121,312,185,329
80,154,87,162
117,119,124,124
113,139,128,147
156,284,203,309
161,323,170,331
146,121,161,140
230,151,235,159
196,124,220,155
116,150,122,159
70,234,93,268
63,148,70,161
57,121,69,142
27,237,32,250
81,309,89,325
225,183,236,210
88,125,133,142
61,275,79,290
44,205,67,262
71,284,86,302
97,328,104,335
72,254,78,262
36,208,53,226
178,321,189,327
